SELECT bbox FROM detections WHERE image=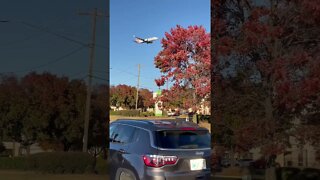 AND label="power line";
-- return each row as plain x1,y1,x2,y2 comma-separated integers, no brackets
20,21,89,47
1,45,86,74
111,67,138,77
69,71,87,79
72,74,88,81
93,69,111,74
110,66,157,83
91,75,109,82
44,28,107,49
0,16,71,48
0,34,45,48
